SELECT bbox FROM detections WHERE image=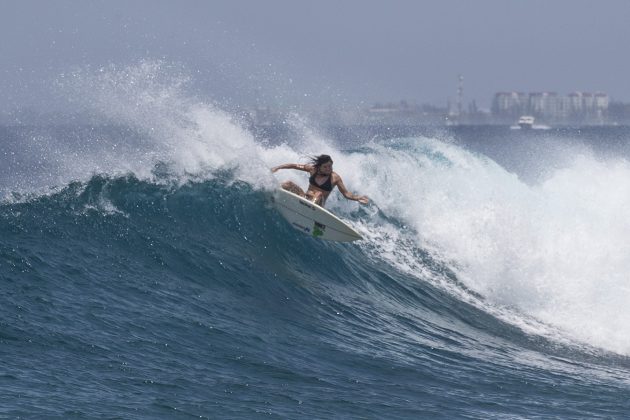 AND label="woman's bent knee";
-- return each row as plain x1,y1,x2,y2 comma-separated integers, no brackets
281,181,305,196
